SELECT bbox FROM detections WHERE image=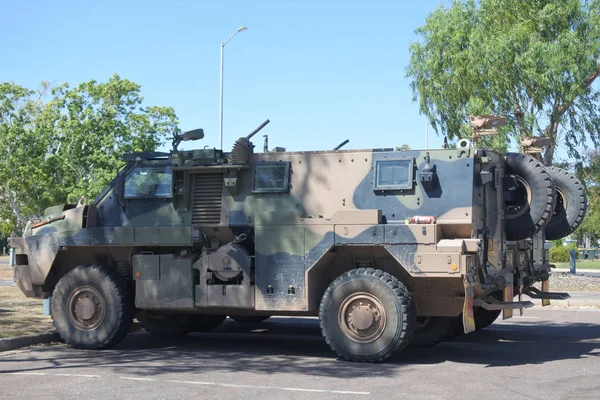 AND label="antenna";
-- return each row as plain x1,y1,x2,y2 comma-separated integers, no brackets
333,139,349,151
